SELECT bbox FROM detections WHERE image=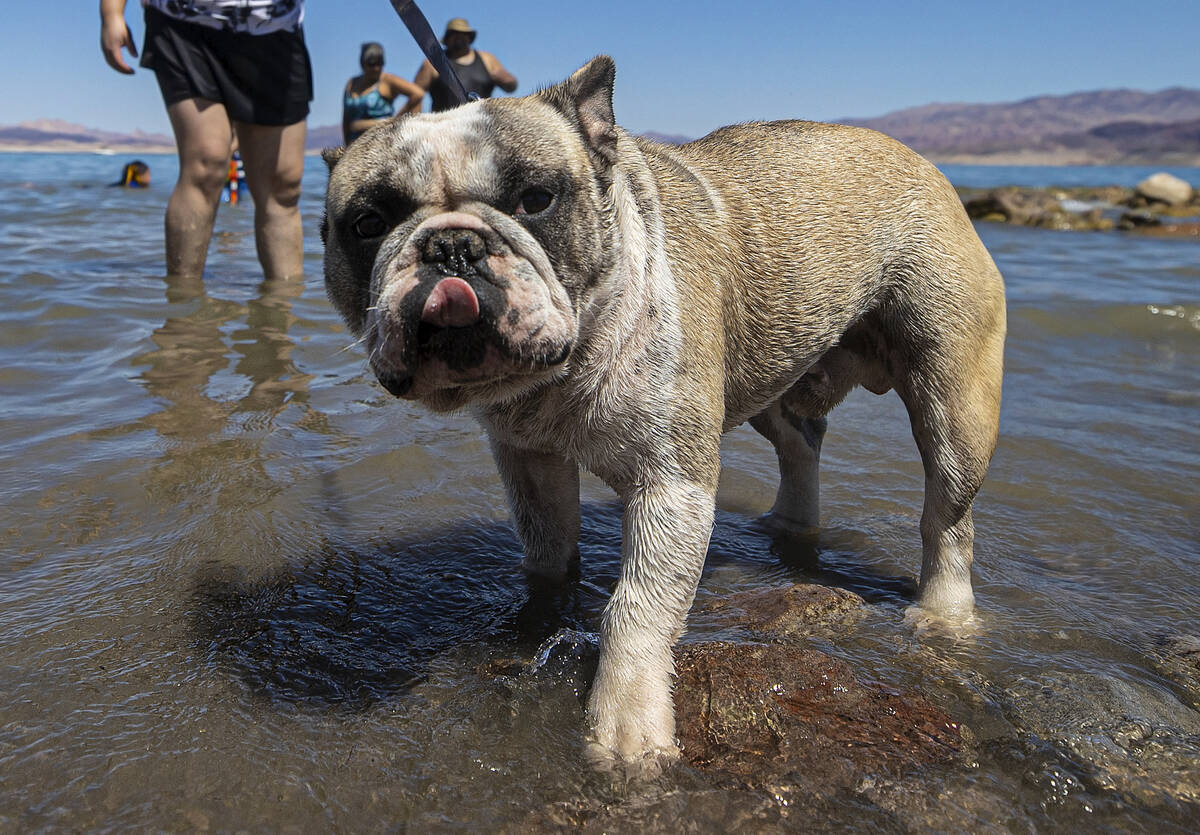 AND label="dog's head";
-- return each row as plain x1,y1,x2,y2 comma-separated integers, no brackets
322,56,620,412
